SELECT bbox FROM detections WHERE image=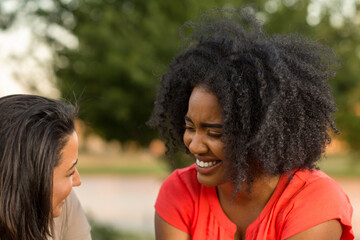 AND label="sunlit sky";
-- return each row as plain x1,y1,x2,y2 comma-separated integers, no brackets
0,69,28,96
0,28,30,96
0,25,58,97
